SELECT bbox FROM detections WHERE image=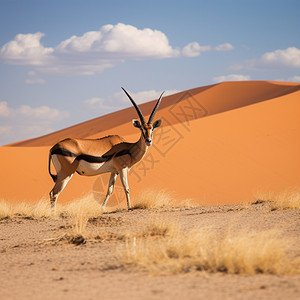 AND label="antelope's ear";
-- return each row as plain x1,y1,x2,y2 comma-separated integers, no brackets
153,119,162,129
132,119,141,128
